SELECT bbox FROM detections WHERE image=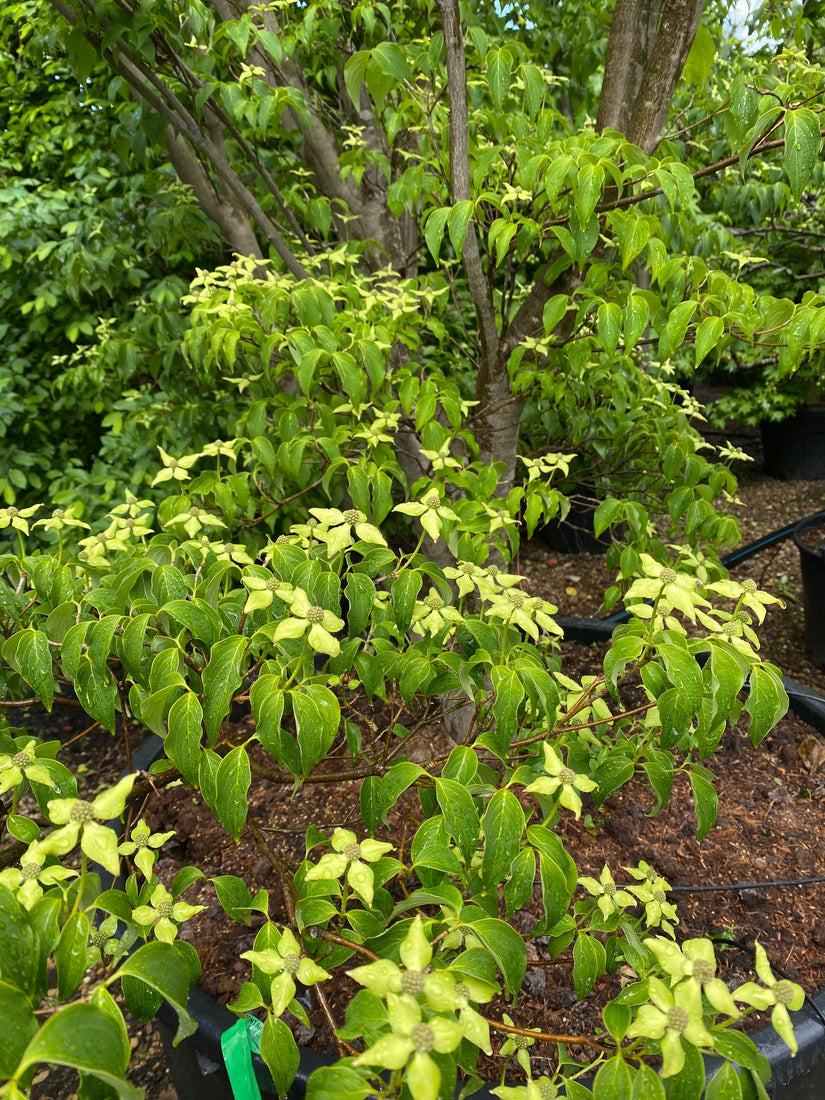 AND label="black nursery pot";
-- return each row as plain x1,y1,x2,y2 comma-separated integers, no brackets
762,408,825,481
793,512,825,667
539,495,612,555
